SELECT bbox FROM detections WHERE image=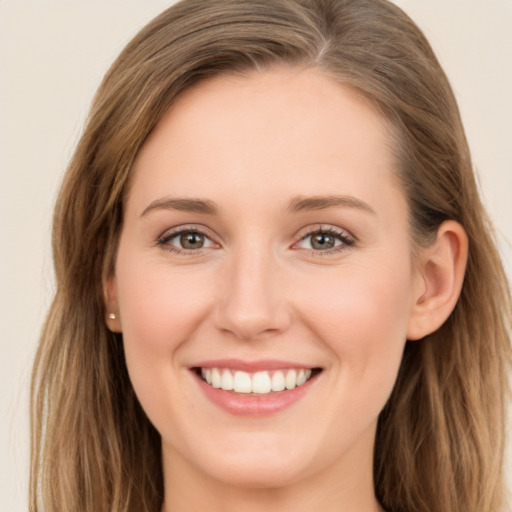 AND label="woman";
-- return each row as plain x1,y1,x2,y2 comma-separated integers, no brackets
30,0,511,511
